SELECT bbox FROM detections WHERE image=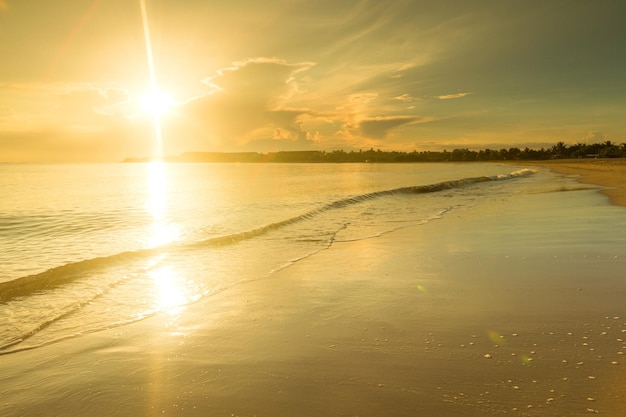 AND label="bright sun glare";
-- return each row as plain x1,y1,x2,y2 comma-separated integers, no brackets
149,264,187,313
145,161,180,247
140,90,174,117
